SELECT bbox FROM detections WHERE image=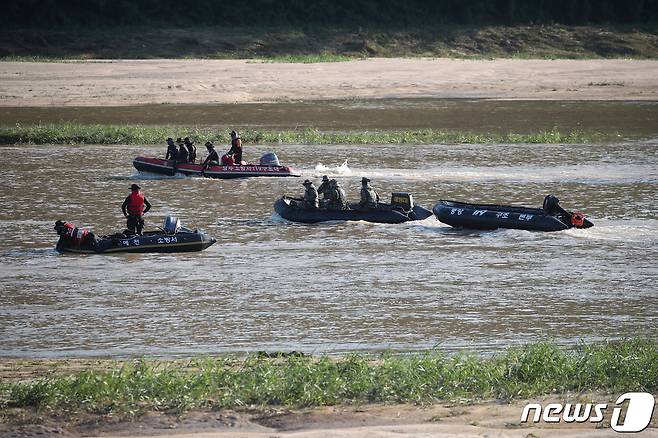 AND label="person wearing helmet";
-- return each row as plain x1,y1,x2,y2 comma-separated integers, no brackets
121,184,152,235
184,137,197,163
358,177,379,210
227,130,243,164
300,179,319,209
203,141,220,167
165,137,179,161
